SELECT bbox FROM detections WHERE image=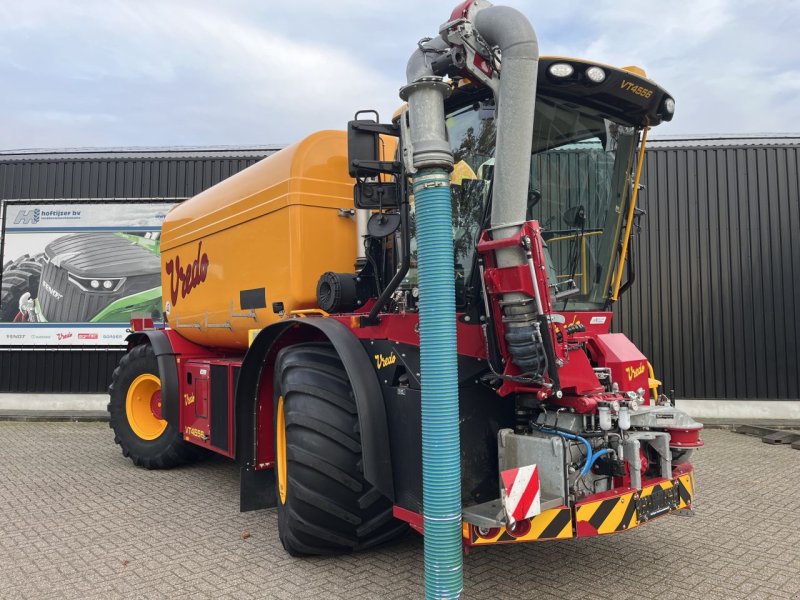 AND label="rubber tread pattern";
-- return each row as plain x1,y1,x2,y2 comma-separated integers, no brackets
274,343,407,555
1,255,44,321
